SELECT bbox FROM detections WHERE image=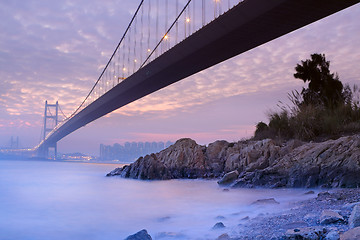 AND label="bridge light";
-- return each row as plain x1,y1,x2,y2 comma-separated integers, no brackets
134,59,137,63
164,34,168,40
186,17,190,23
147,48,151,52
123,67,126,71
